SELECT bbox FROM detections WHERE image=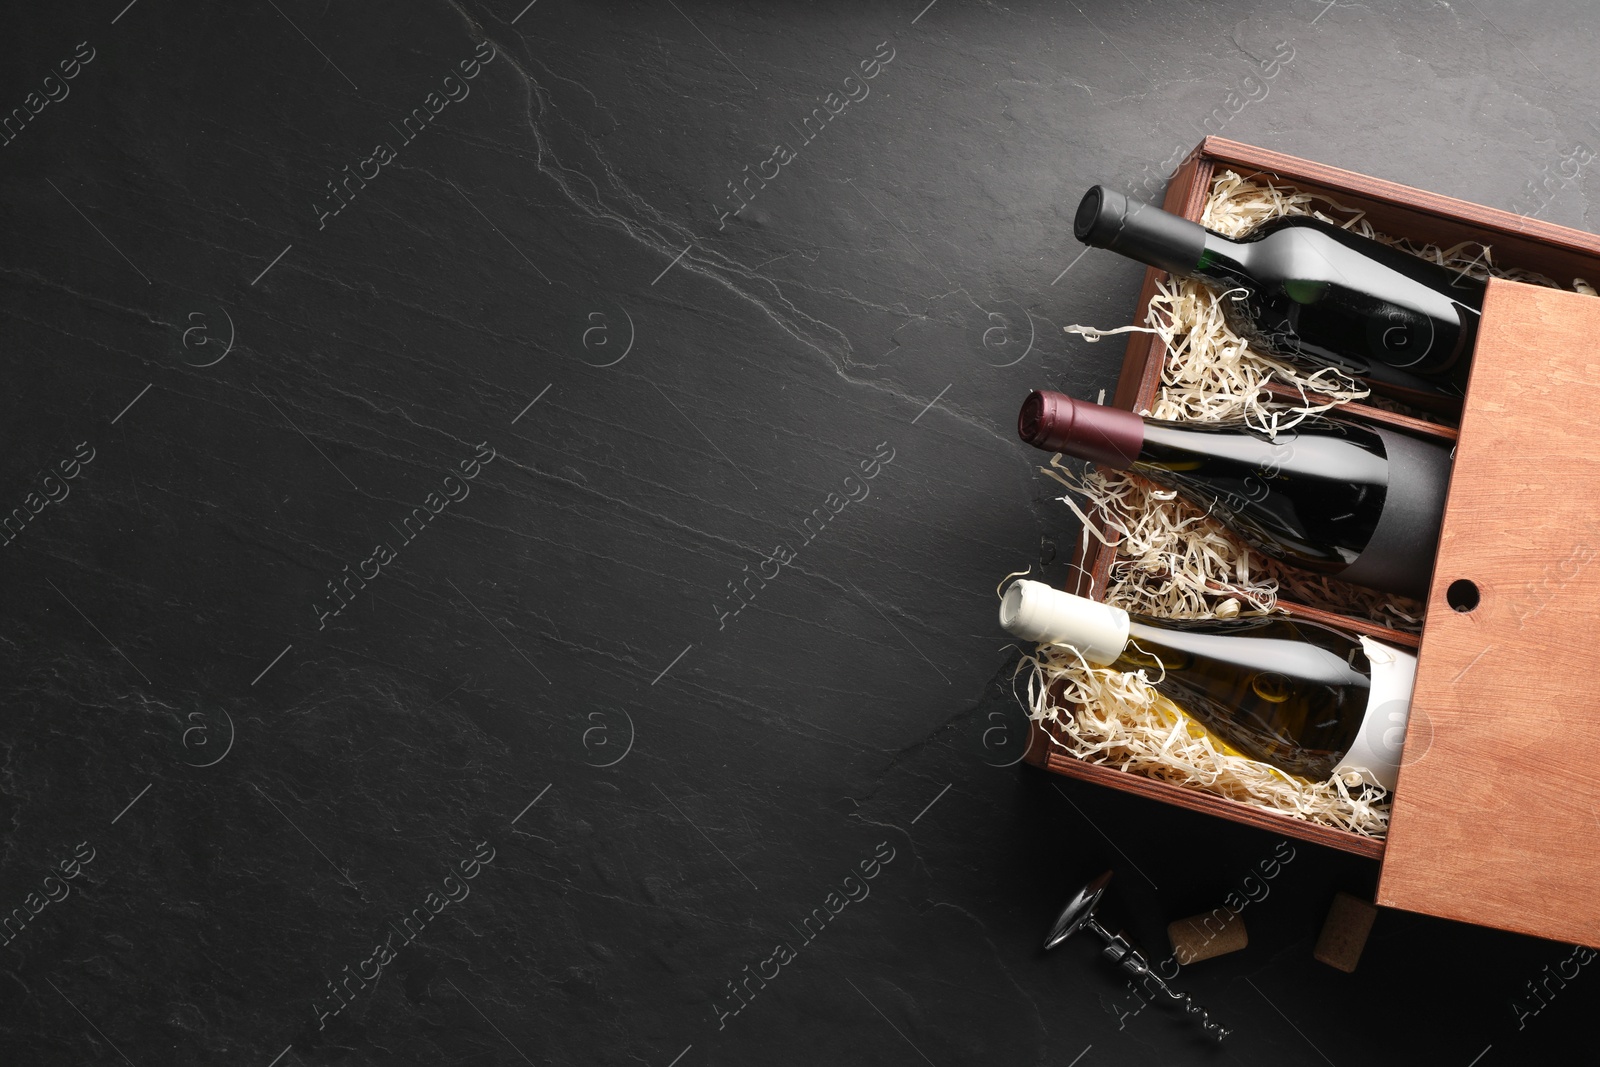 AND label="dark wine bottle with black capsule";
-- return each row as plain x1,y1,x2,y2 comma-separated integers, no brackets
999,579,1415,787
1018,390,1450,600
1074,185,1482,398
